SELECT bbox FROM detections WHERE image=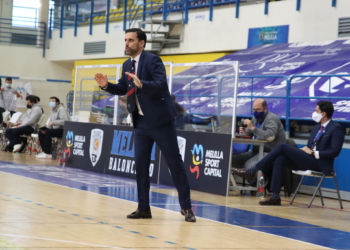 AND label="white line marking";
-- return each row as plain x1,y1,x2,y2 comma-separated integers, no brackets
149,203,301,208
0,233,133,250
0,169,334,250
